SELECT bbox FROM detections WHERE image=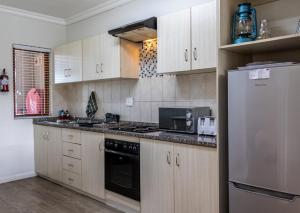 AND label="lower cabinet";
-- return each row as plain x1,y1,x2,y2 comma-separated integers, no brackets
141,140,174,213
34,125,62,182
141,139,218,213
81,131,105,199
